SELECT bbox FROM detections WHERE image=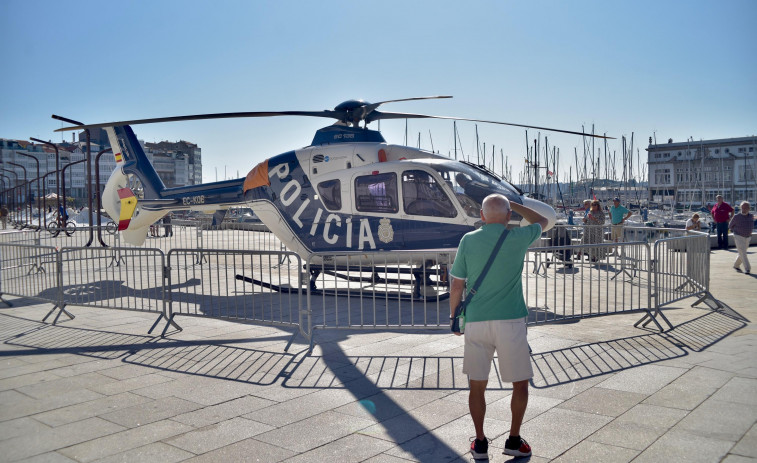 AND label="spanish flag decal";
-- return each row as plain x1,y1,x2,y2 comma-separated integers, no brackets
117,188,137,231
114,152,123,163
